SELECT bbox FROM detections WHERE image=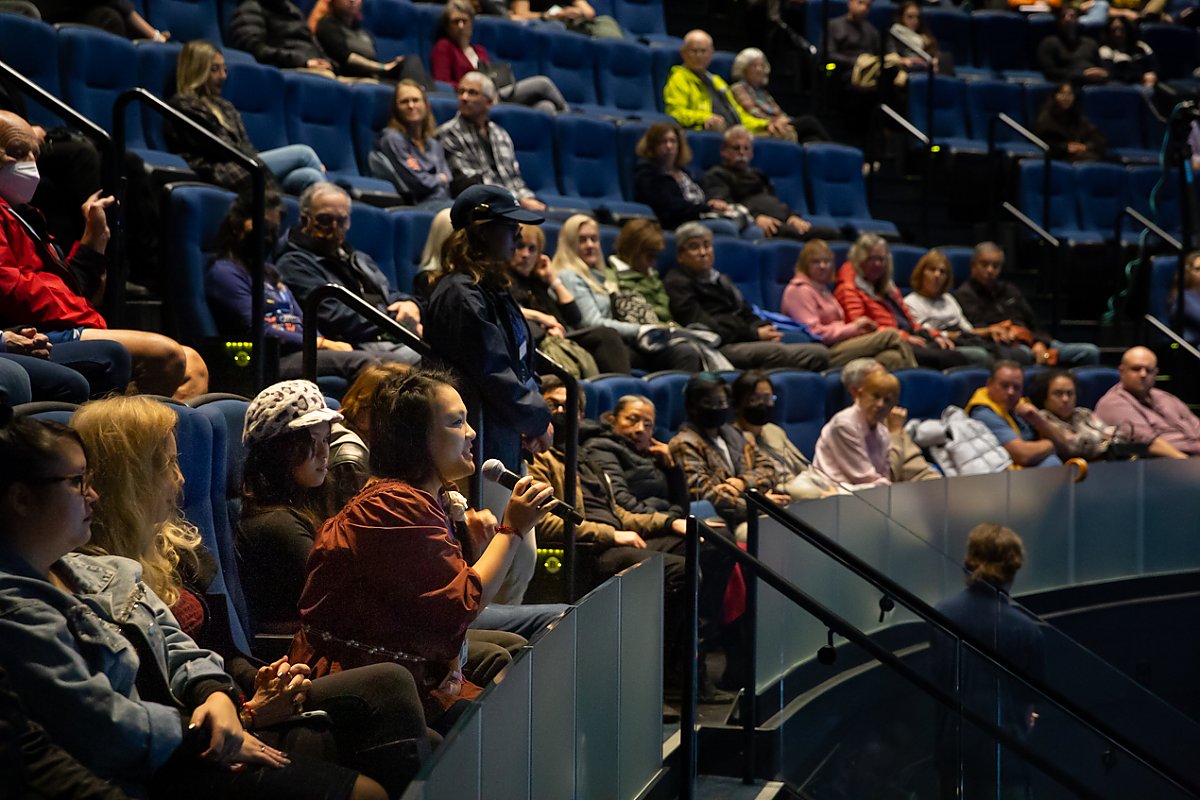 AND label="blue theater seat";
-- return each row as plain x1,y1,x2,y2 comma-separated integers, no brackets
922,8,980,79
429,94,459,125
650,47,680,112
805,0,848,55
963,80,1043,157
596,40,662,117
363,0,427,63
1141,23,1199,82
391,208,437,292
589,374,650,418
144,0,224,43
539,29,600,108
350,83,394,178
555,116,655,217
685,129,724,172
1070,366,1120,410
646,370,692,441
162,182,236,339
710,51,734,83
1022,81,1055,125
1081,85,1157,164
945,365,989,408
1147,254,1181,326
1129,166,1183,240
890,243,926,292
224,60,289,151
758,239,803,312
612,0,677,45
0,14,64,128
750,138,841,234
715,239,763,307
283,72,394,192
472,17,542,81
907,74,983,153
941,245,974,287
347,202,399,289
971,12,1039,80
617,120,651,201
1017,159,1104,245
542,220,562,256
1074,162,1134,245
804,143,900,239
135,40,183,150
823,368,849,418
768,369,826,456
894,367,952,420
489,104,590,214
